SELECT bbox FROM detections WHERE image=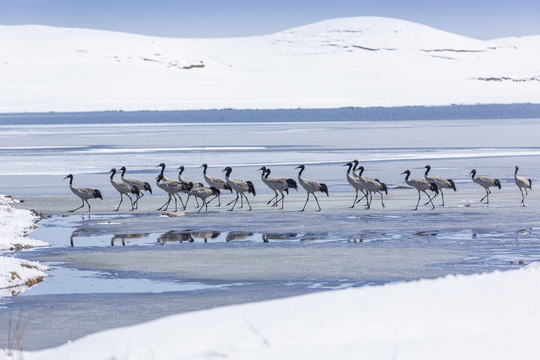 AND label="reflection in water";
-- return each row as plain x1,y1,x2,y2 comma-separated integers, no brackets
191,231,220,242
111,233,149,246
262,233,297,242
70,228,92,247
70,228,149,247
300,233,328,242
226,232,254,242
157,231,194,245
